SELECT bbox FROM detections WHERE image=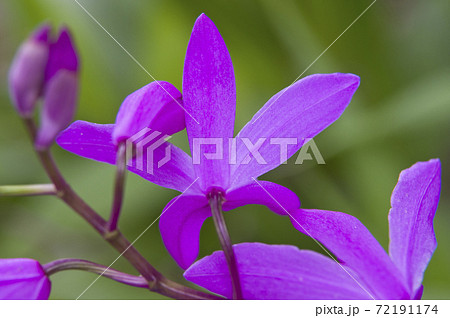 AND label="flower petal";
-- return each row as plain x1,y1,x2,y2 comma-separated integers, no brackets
224,180,300,215
183,14,236,190
112,81,185,144
35,28,79,150
184,242,370,300
44,27,79,83
35,70,78,149
388,159,441,295
56,120,199,193
159,194,210,269
231,73,359,187
289,209,409,299
0,259,51,300
56,120,116,164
